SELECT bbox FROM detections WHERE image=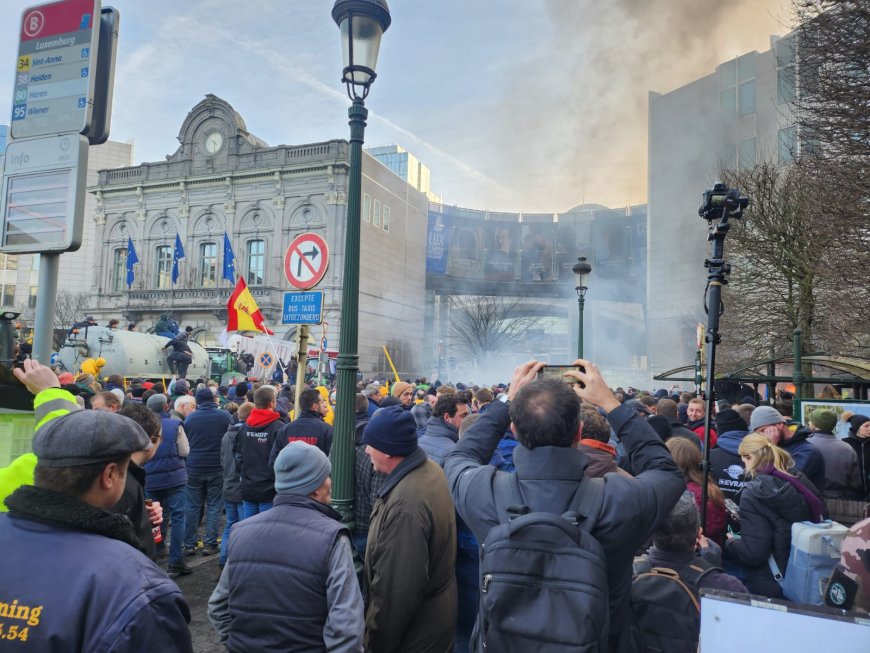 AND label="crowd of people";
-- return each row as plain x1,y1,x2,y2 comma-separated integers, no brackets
0,356,868,652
